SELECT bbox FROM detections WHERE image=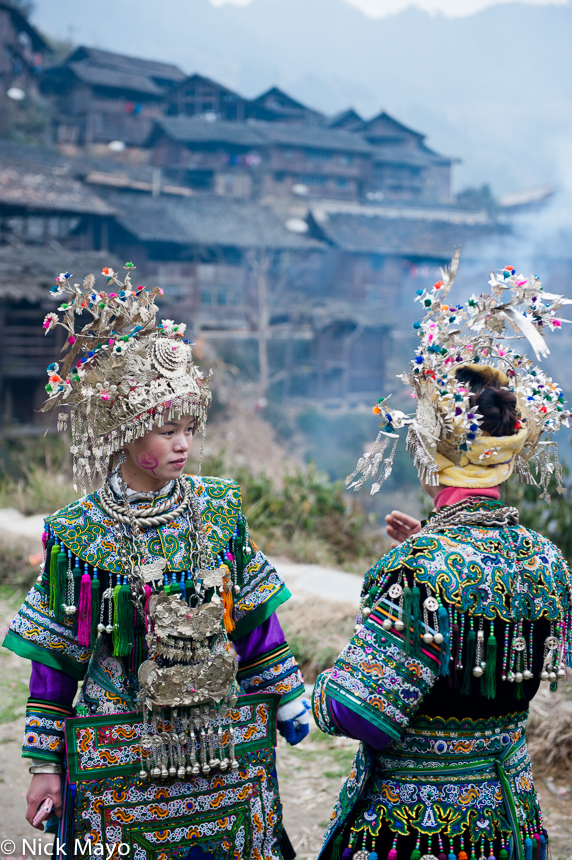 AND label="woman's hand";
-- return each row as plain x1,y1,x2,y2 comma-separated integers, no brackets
385,510,422,548
26,774,62,829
